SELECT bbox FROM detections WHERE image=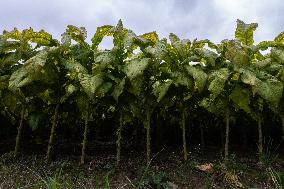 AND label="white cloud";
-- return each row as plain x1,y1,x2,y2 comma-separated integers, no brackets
212,0,284,42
